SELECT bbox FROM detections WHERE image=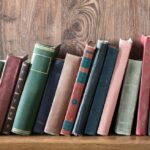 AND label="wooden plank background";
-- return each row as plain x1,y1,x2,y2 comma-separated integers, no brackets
0,0,150,59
